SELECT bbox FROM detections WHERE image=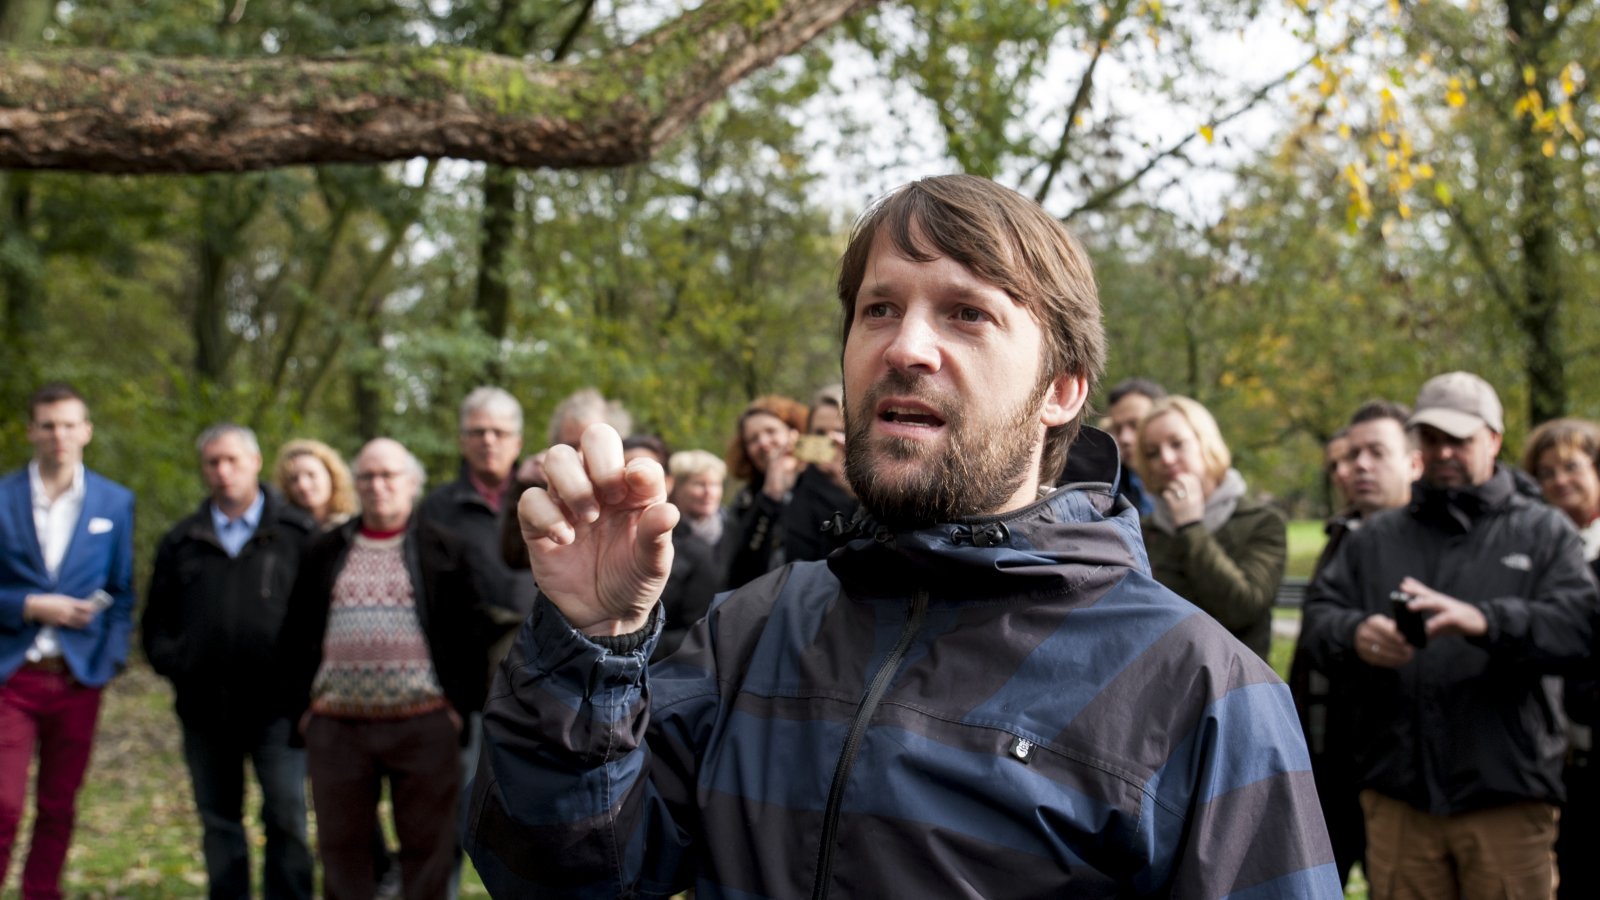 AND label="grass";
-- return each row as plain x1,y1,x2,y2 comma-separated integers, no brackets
4,665,488,898
1286,518,1327,580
